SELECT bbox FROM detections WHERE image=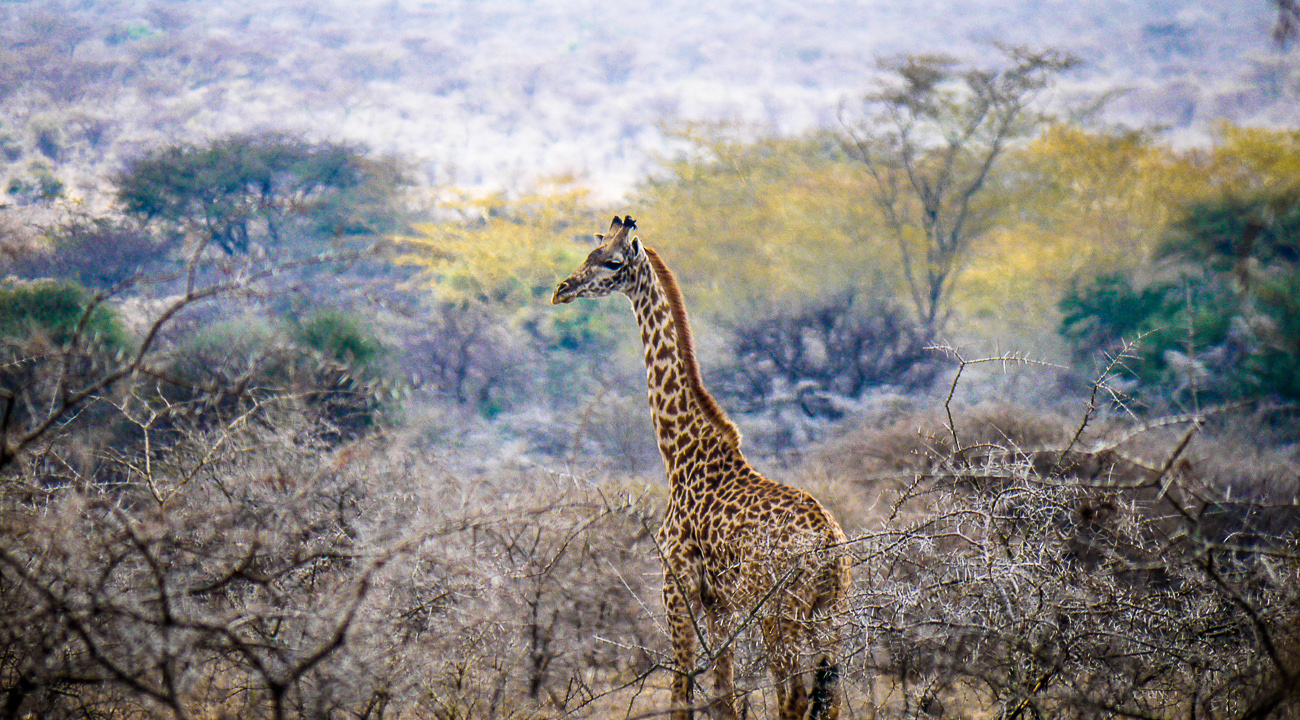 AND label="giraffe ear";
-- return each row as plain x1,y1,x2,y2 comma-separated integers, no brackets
630,236,643,257
594,233,605,242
